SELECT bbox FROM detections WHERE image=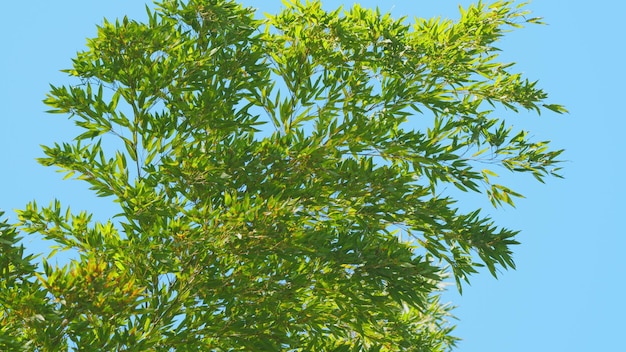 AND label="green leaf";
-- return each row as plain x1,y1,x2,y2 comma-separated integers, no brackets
543,103,569,114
